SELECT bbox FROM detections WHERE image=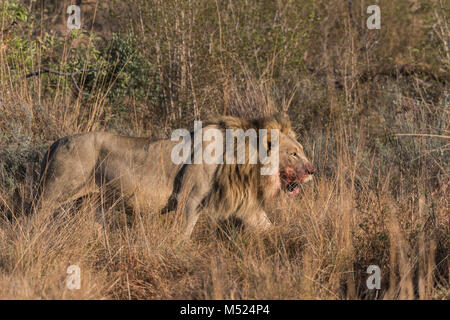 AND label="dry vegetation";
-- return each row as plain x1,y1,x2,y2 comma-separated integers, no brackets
0,0,448,299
